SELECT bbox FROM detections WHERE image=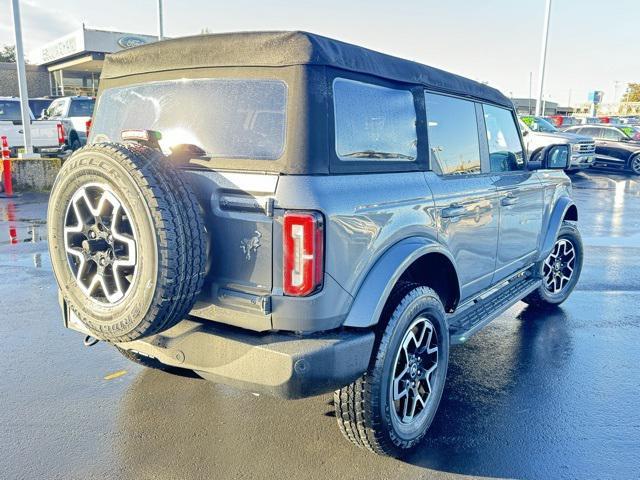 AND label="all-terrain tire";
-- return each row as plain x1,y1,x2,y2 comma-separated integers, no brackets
522,221,583,307
334,285,449,457
48,142,207,342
